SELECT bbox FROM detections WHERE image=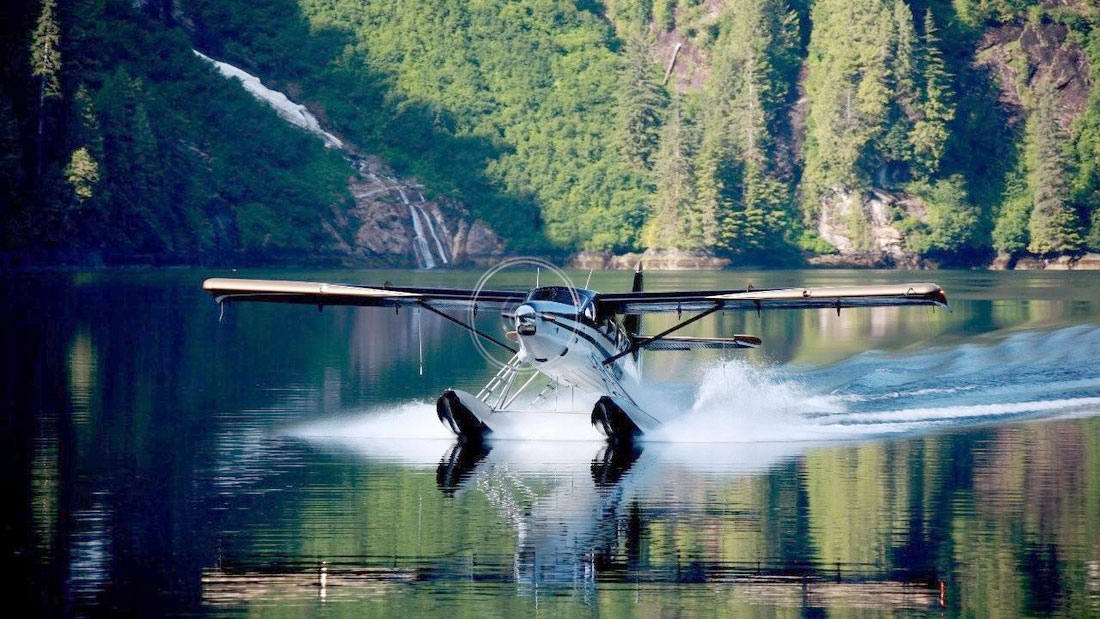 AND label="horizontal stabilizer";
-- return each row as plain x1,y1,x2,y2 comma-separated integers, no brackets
636,335,761,350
